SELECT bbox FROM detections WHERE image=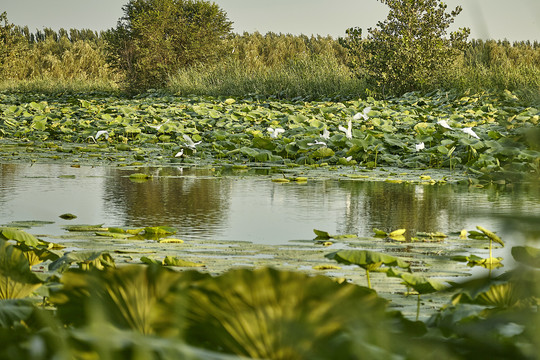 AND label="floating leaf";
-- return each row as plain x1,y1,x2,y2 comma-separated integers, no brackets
59,213,77,220
158,238,184,244
63,224,106,232
313,264,341,270
163,256,204,267
144,226,177,235
389,229,406,237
